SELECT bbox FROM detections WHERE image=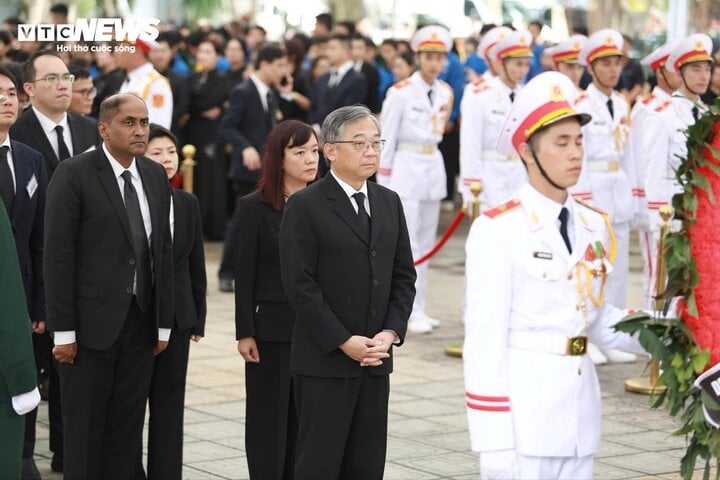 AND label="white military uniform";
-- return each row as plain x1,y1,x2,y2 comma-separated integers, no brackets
119,62,173,129
571,30,633,308
464,72,642,480
377,27,453,329
642,34,713,303
627,39,678,304
459,30,533,206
